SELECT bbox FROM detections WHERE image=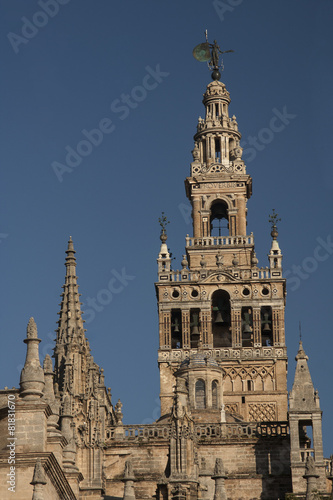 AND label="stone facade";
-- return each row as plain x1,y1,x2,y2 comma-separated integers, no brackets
0,73,332,499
